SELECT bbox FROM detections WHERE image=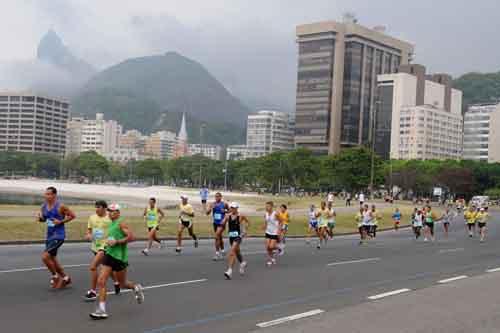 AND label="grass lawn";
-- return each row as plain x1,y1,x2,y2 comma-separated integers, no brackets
0,204,443,242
